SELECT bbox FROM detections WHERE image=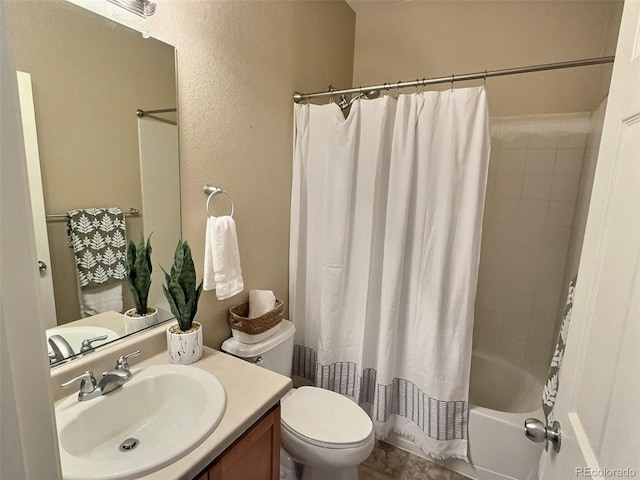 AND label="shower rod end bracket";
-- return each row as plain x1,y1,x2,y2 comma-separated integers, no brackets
293,92,305,103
